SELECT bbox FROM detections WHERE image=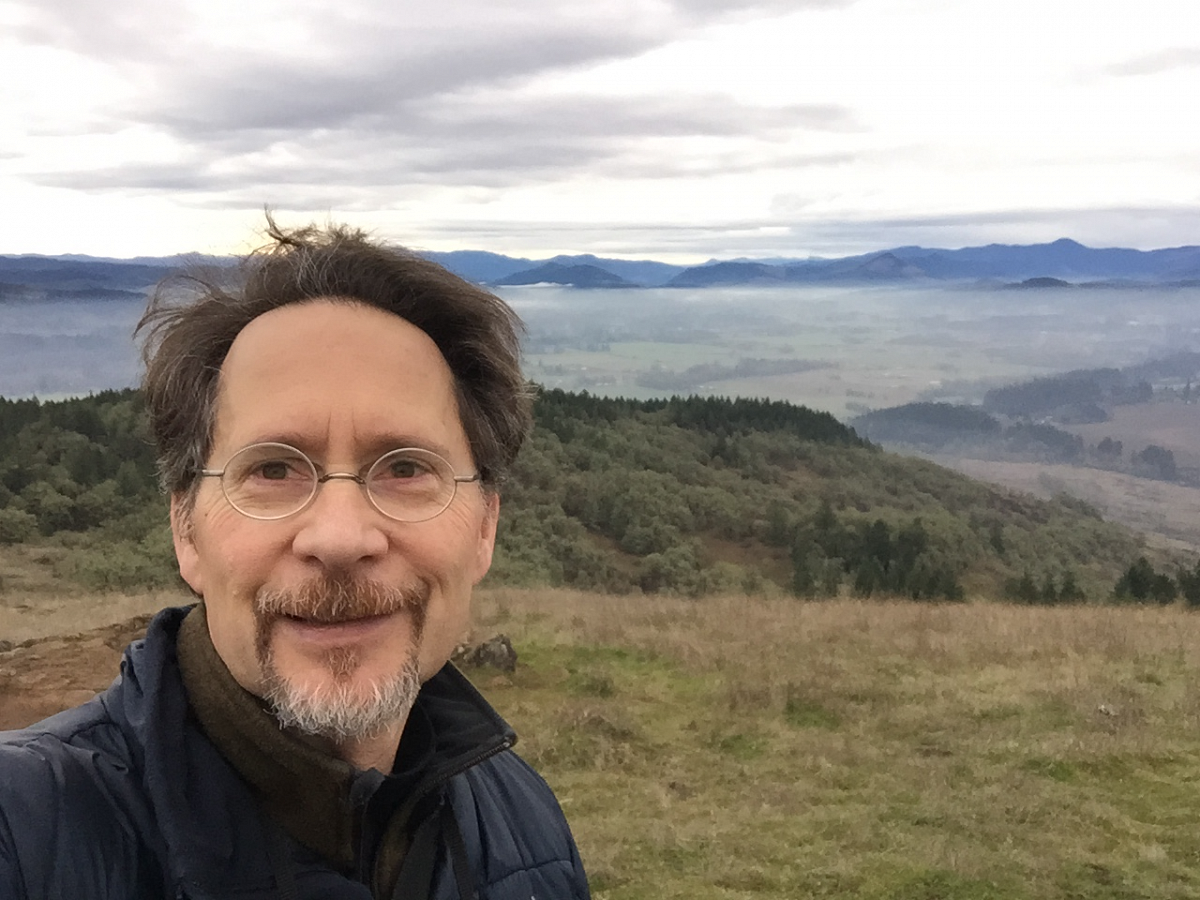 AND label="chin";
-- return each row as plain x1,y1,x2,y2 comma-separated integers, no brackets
262,653,422,742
